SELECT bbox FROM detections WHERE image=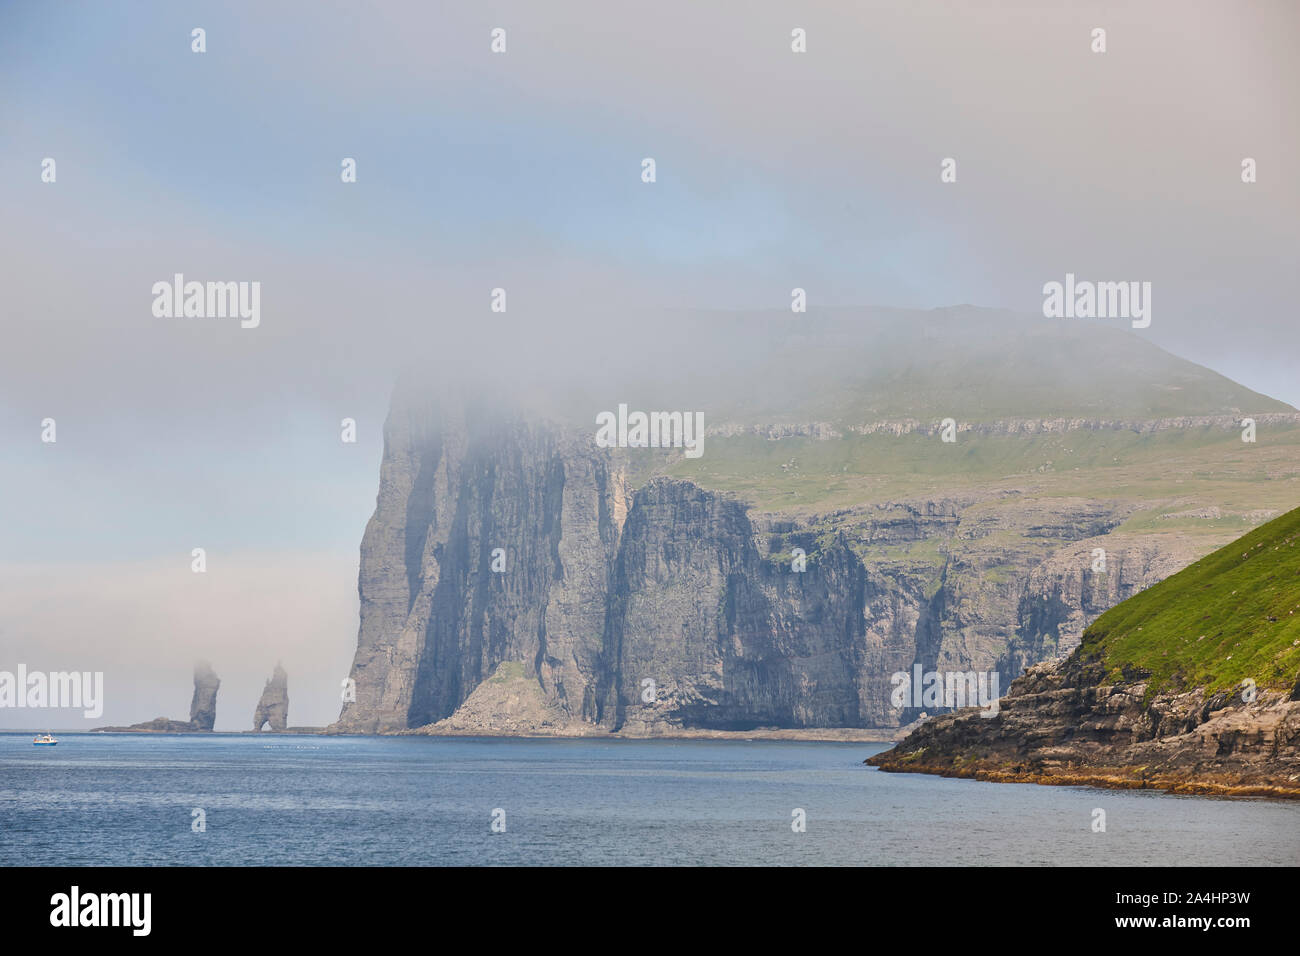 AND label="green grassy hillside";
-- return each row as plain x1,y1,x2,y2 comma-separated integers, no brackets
1079,504,1300,695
